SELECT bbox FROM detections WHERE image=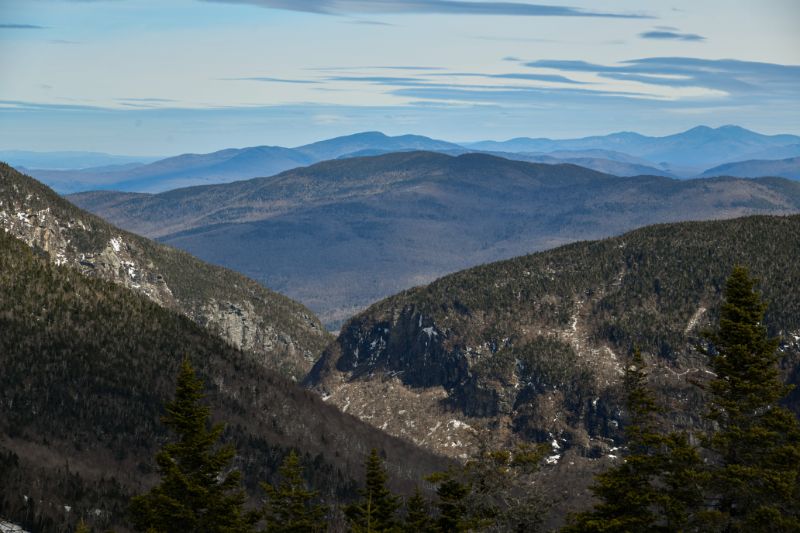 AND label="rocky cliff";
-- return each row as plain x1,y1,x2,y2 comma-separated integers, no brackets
0,163,330,379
